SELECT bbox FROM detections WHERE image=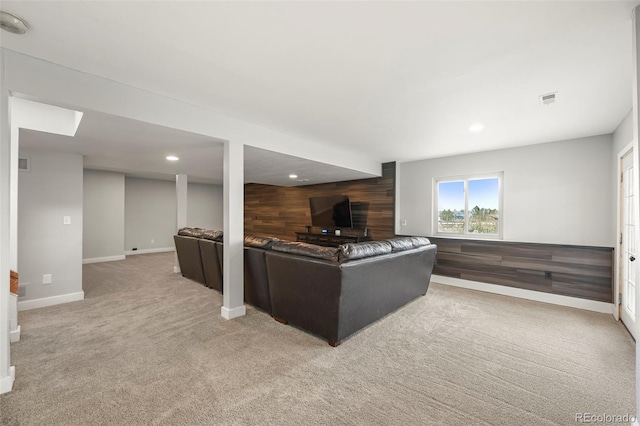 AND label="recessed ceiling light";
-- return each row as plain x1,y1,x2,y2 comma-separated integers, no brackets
289,174,298,179
469,123,485,133
0,11,28,34
166,155,179,161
